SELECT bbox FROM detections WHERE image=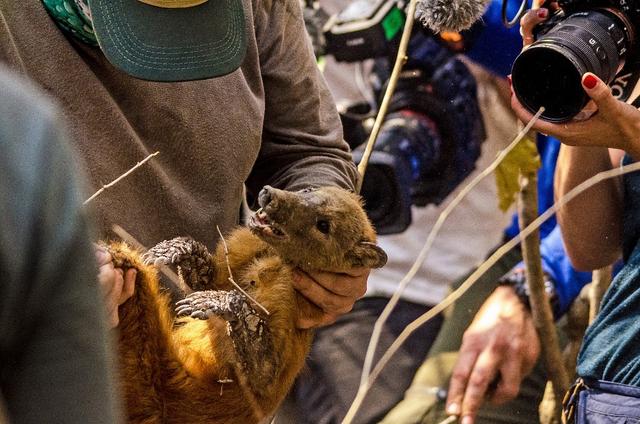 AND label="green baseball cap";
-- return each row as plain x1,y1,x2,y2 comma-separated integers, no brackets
87,0,247,82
